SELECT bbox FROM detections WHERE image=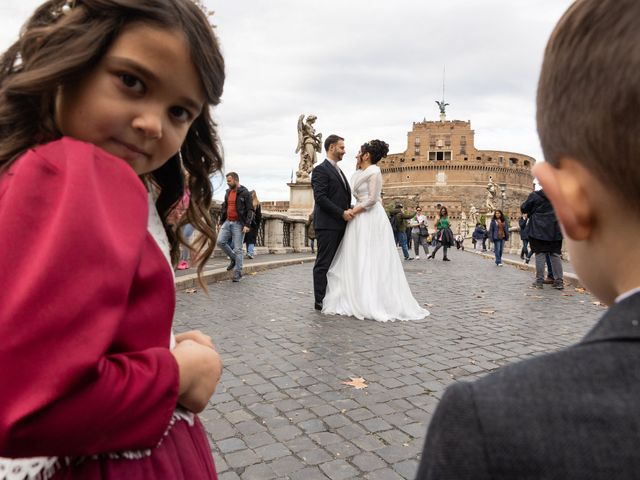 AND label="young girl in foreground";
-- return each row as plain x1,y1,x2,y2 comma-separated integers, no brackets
0,0,225,477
